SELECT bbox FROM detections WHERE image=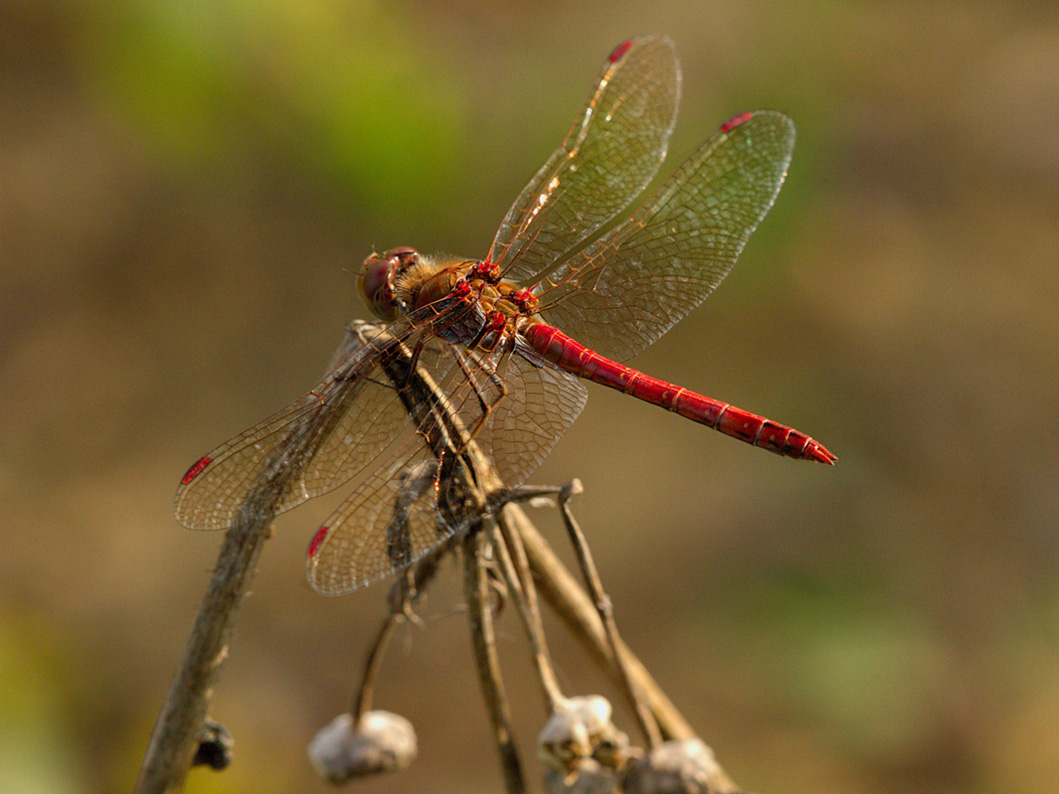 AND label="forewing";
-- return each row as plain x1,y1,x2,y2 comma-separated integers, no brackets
173,317,463,530
488,36,680,282
533,111,796,362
